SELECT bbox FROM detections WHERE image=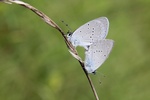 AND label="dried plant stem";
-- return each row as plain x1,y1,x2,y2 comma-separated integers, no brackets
79,62,99,100
1,0,99,100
